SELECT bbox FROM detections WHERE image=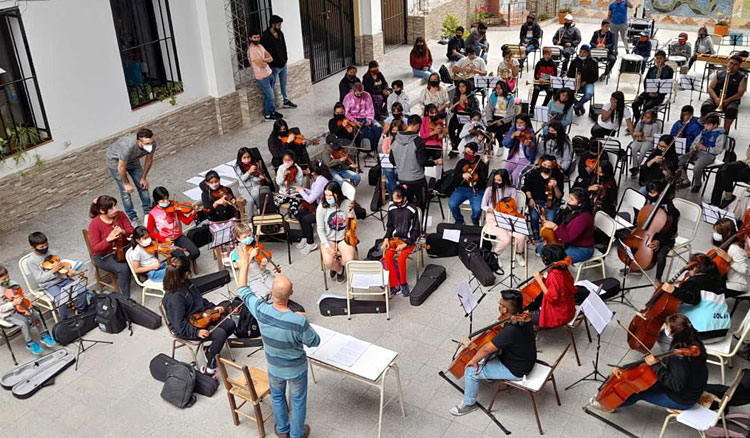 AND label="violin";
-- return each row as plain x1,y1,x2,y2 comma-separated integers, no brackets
336,117,360,134
595,345,701,411
448,310,532,379
617,181,674,271
144,242,185,257
164,200,196,215
210,186,235,203
42,255,74,276
593,180,615,211
344,201,359,247
189,303,235,329
280,132,320,147
283,165,299,189
4,285,33,315
110,215,128,263
519,257,572,308
331,147,357,171
247,242,281,273
428,118,448,137
241,160,265,178
462,160,480,195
